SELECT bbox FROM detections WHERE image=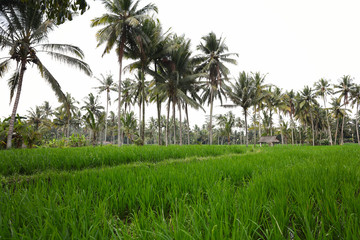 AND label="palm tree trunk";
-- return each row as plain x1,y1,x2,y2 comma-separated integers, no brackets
323,98,333,145
290,113,295,145
253,106,257,147
279,113,283,144
340,104,346,145
244,109,248,147
7,61,26,149
157,95,162,145
142,77,145,143
356,103,360,145
258,109,262,147
335,118,339,145
178,102,182,145
138,102,141,137
117,37,125,147
209,89,214,145
185,103,190,145
104,91,109,142
310,110,315,146
172,100,176,145
166,99,170,146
